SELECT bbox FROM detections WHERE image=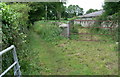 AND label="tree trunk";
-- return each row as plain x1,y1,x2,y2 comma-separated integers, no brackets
57,11,61,21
